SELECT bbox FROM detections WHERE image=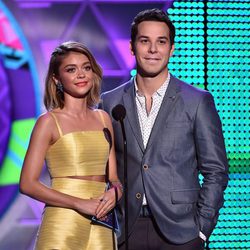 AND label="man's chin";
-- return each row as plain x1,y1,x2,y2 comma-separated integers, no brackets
138,70,162,78
137,65,168,78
